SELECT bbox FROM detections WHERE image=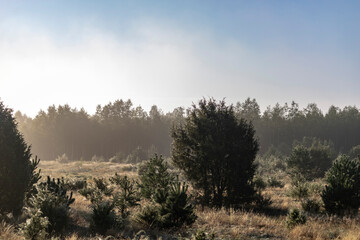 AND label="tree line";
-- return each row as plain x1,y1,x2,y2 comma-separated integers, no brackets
14,98,360,160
